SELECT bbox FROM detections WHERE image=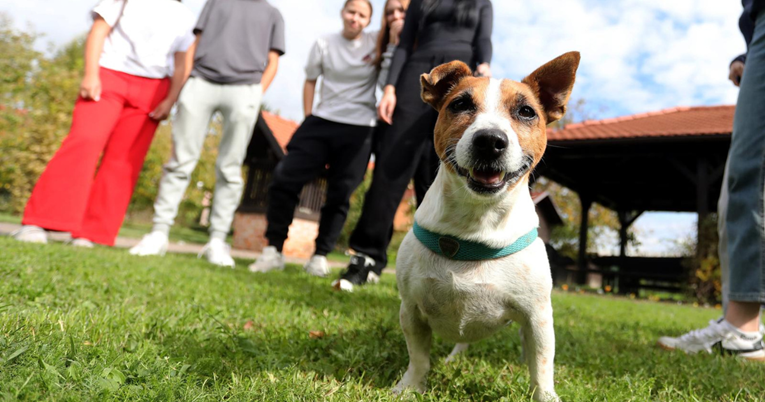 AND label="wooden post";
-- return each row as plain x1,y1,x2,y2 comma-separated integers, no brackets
697,157,709,256
617,210,643,258
618,211,628,258
578,194,592,284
